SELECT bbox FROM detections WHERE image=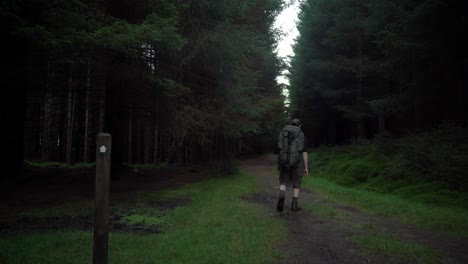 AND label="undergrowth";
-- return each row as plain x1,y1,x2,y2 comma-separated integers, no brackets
304,125,468,237
309,125,468,209
351,232,438,264
25,161,96,169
